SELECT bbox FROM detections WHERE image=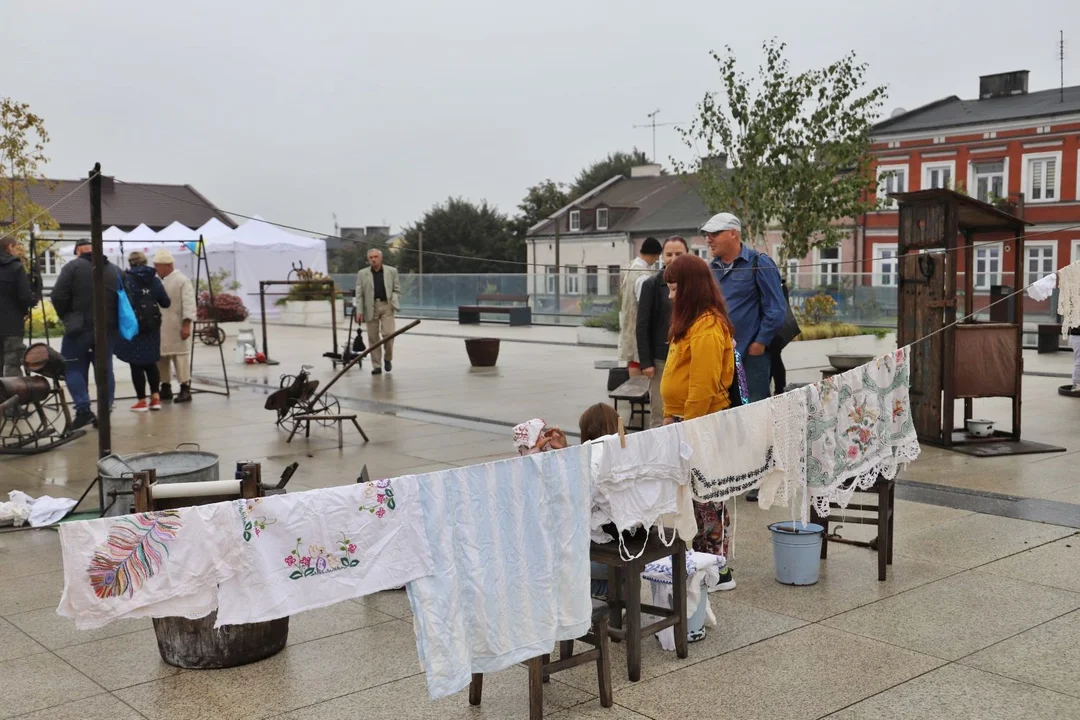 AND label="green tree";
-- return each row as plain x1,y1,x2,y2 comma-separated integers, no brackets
677,39,886,261
508,179,569,243
570,148,654,198
0,98,59,267
394,197,519,274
